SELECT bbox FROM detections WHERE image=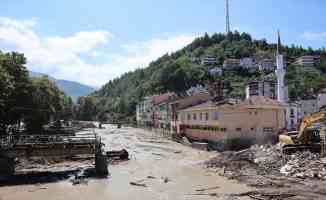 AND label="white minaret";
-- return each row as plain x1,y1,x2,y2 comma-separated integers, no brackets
275,30,286,103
